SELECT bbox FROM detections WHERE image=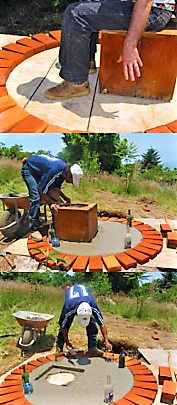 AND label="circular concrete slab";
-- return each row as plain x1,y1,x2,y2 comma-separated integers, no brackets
54,221,142,256
28,357,134,405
